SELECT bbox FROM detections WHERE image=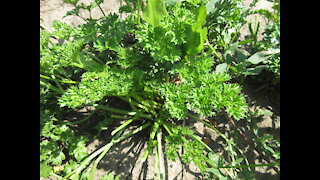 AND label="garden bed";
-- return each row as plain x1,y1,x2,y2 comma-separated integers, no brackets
40,0,280,179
